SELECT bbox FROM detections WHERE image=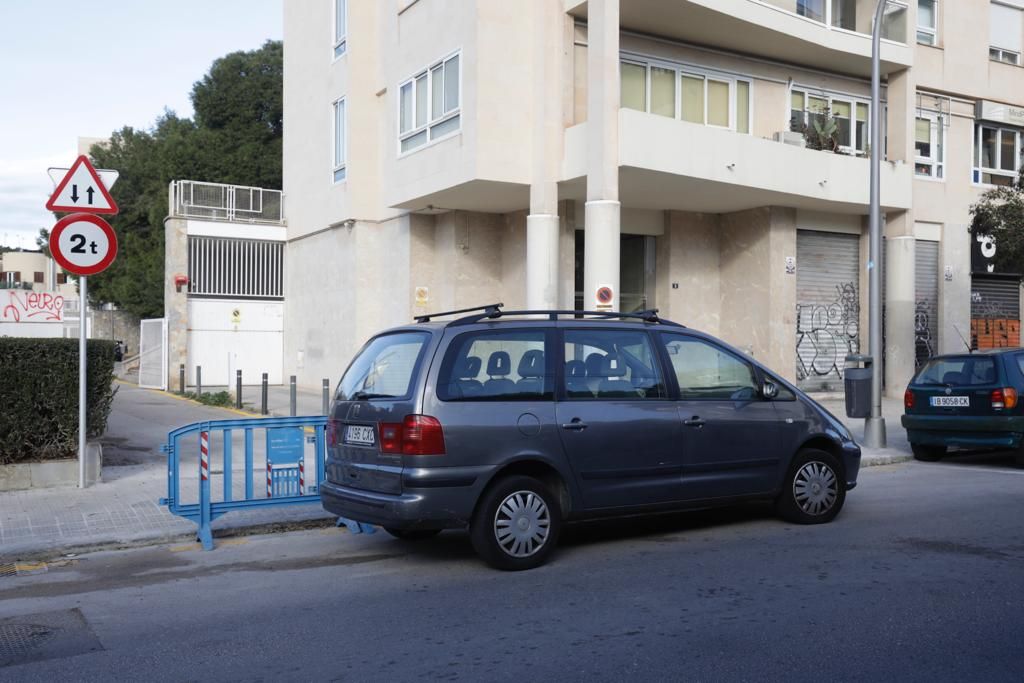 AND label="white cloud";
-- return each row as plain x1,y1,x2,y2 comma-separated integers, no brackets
0,153,75,248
